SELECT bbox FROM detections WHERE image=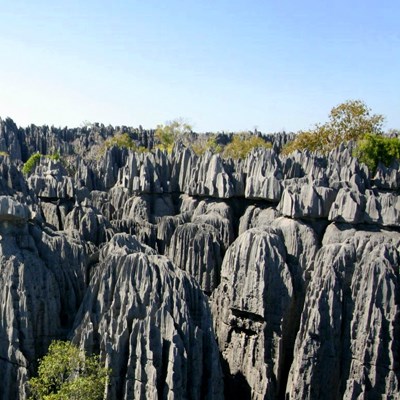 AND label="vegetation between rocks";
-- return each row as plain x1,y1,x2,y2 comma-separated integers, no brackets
102,132,147,153
28,341,109,400
282,100,385,155
22,151,61,175
354,133,400,172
